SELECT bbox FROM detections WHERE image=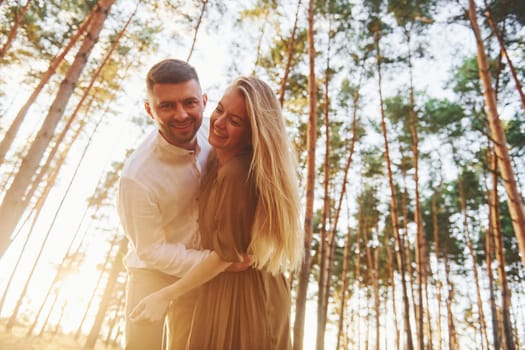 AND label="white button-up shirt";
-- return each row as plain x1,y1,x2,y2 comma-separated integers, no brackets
117,120,211,277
